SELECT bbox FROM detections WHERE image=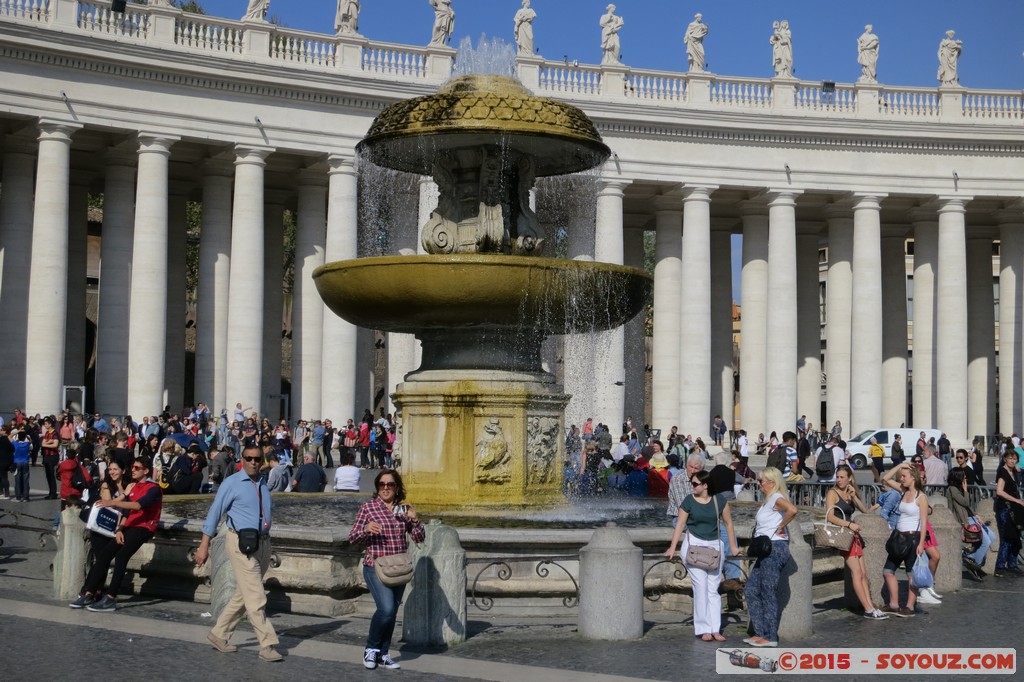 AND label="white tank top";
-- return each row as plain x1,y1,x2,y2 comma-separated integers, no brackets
896,492,922,532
